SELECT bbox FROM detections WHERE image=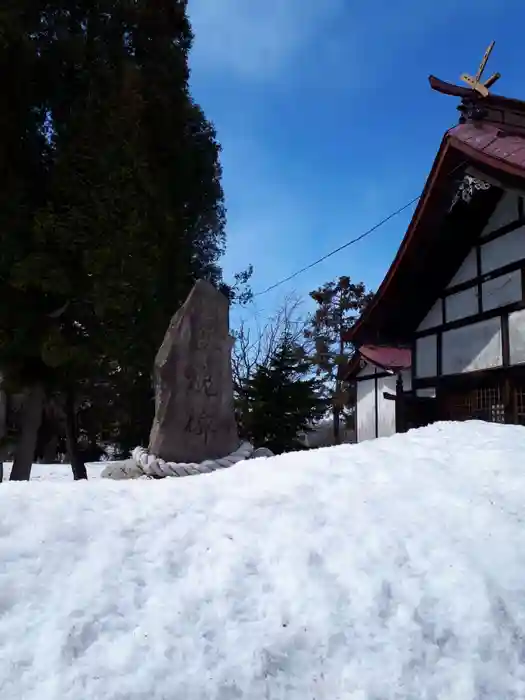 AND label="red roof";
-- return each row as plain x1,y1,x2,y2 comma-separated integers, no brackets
451,123,525,172
344,345,412,380
359,345,412,371
346,120,525,345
